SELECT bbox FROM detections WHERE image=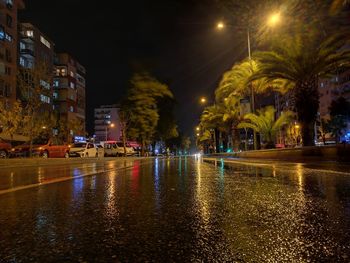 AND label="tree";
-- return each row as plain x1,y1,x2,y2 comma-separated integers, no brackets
153,97,179,154
252,31,350,146
119,103,132,156
238,106,294,148
325,97,350,143
0,101,24,143
125,73,173,155
17,62,53,155
216,59,290,101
